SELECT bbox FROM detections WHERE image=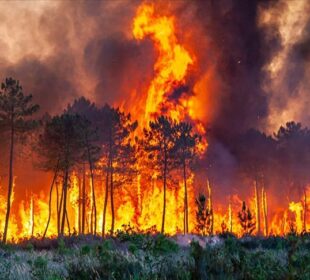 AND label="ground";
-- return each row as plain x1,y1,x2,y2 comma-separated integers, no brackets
0,232,309,280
